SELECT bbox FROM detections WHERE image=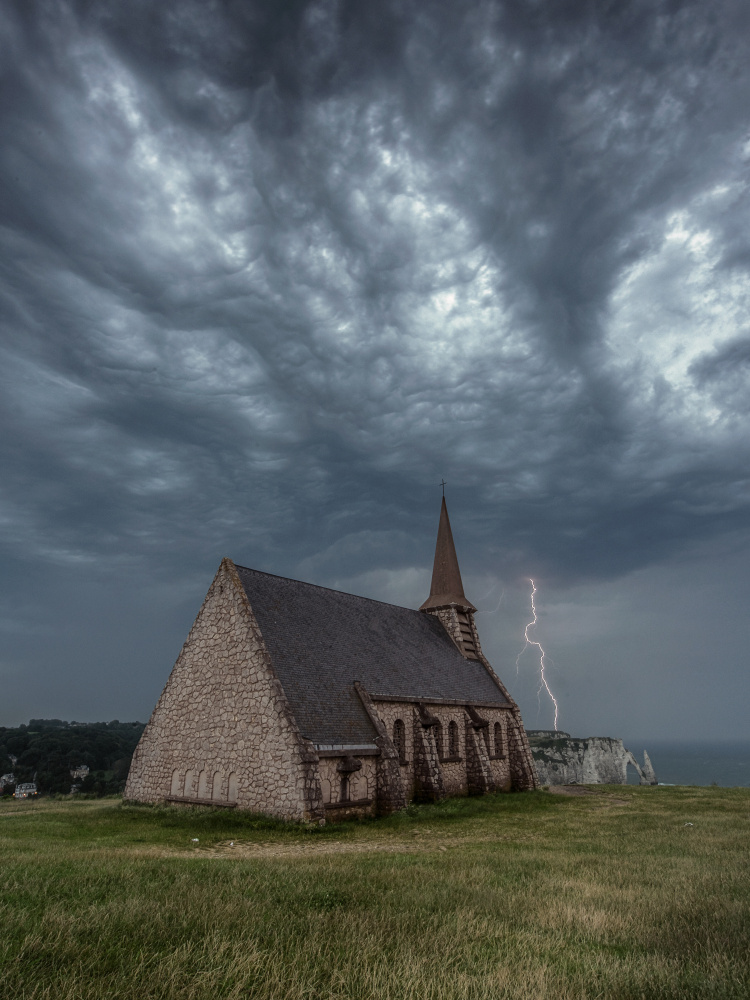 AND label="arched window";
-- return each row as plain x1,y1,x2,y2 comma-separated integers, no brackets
448,720,460,758
184,769,195,797
434,720,444,759
320,776,332,804
350,769,367,800
393,719,407,764
494,722,505,758
197,770,208,798
170,770,182,796
227,772,238,802
211,771,223,800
